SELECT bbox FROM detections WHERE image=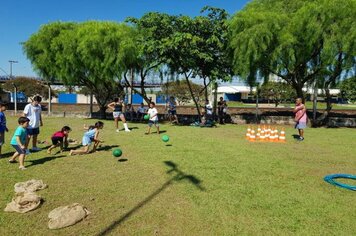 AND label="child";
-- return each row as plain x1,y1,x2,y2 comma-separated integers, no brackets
146,102,159,135
69,121,104,156
108,98,130,132
0,103,9,156
293,98,307,141
23,95,43,152
47,126,72,154
8,117,30,170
